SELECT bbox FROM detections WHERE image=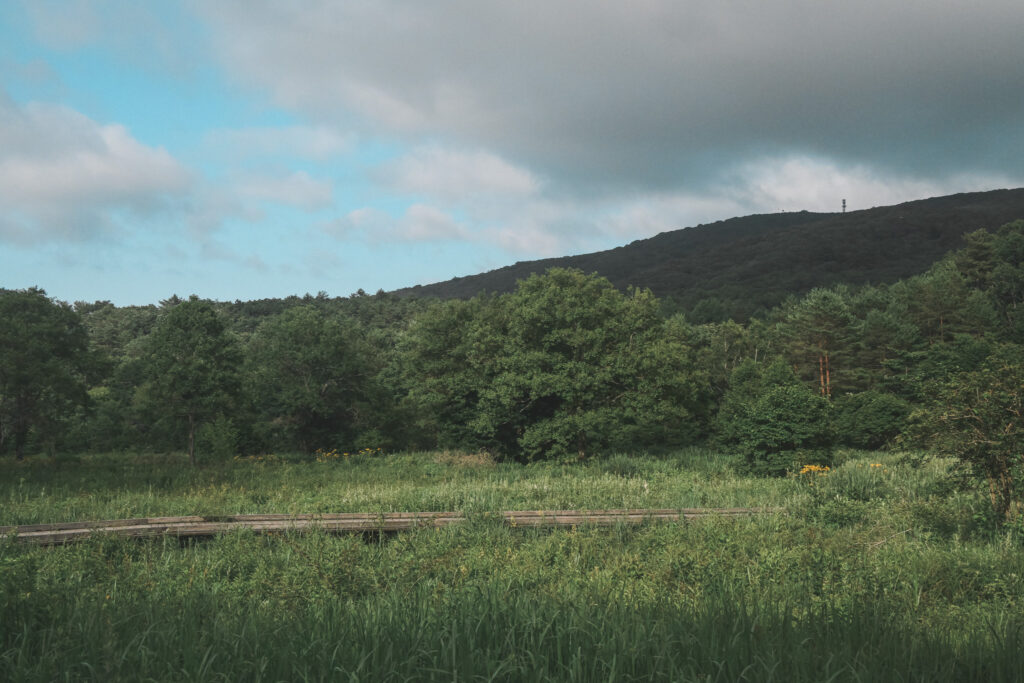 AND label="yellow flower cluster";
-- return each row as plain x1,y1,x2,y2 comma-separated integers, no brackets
798,464,831,476
315,448,343,462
